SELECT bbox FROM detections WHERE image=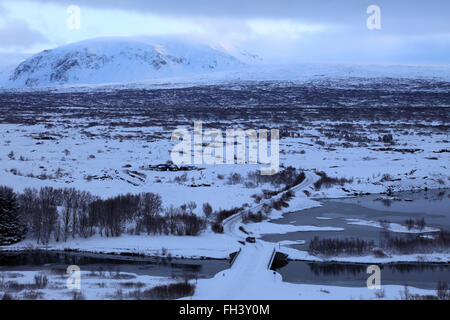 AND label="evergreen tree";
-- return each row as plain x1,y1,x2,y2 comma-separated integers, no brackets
0,186,26,245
